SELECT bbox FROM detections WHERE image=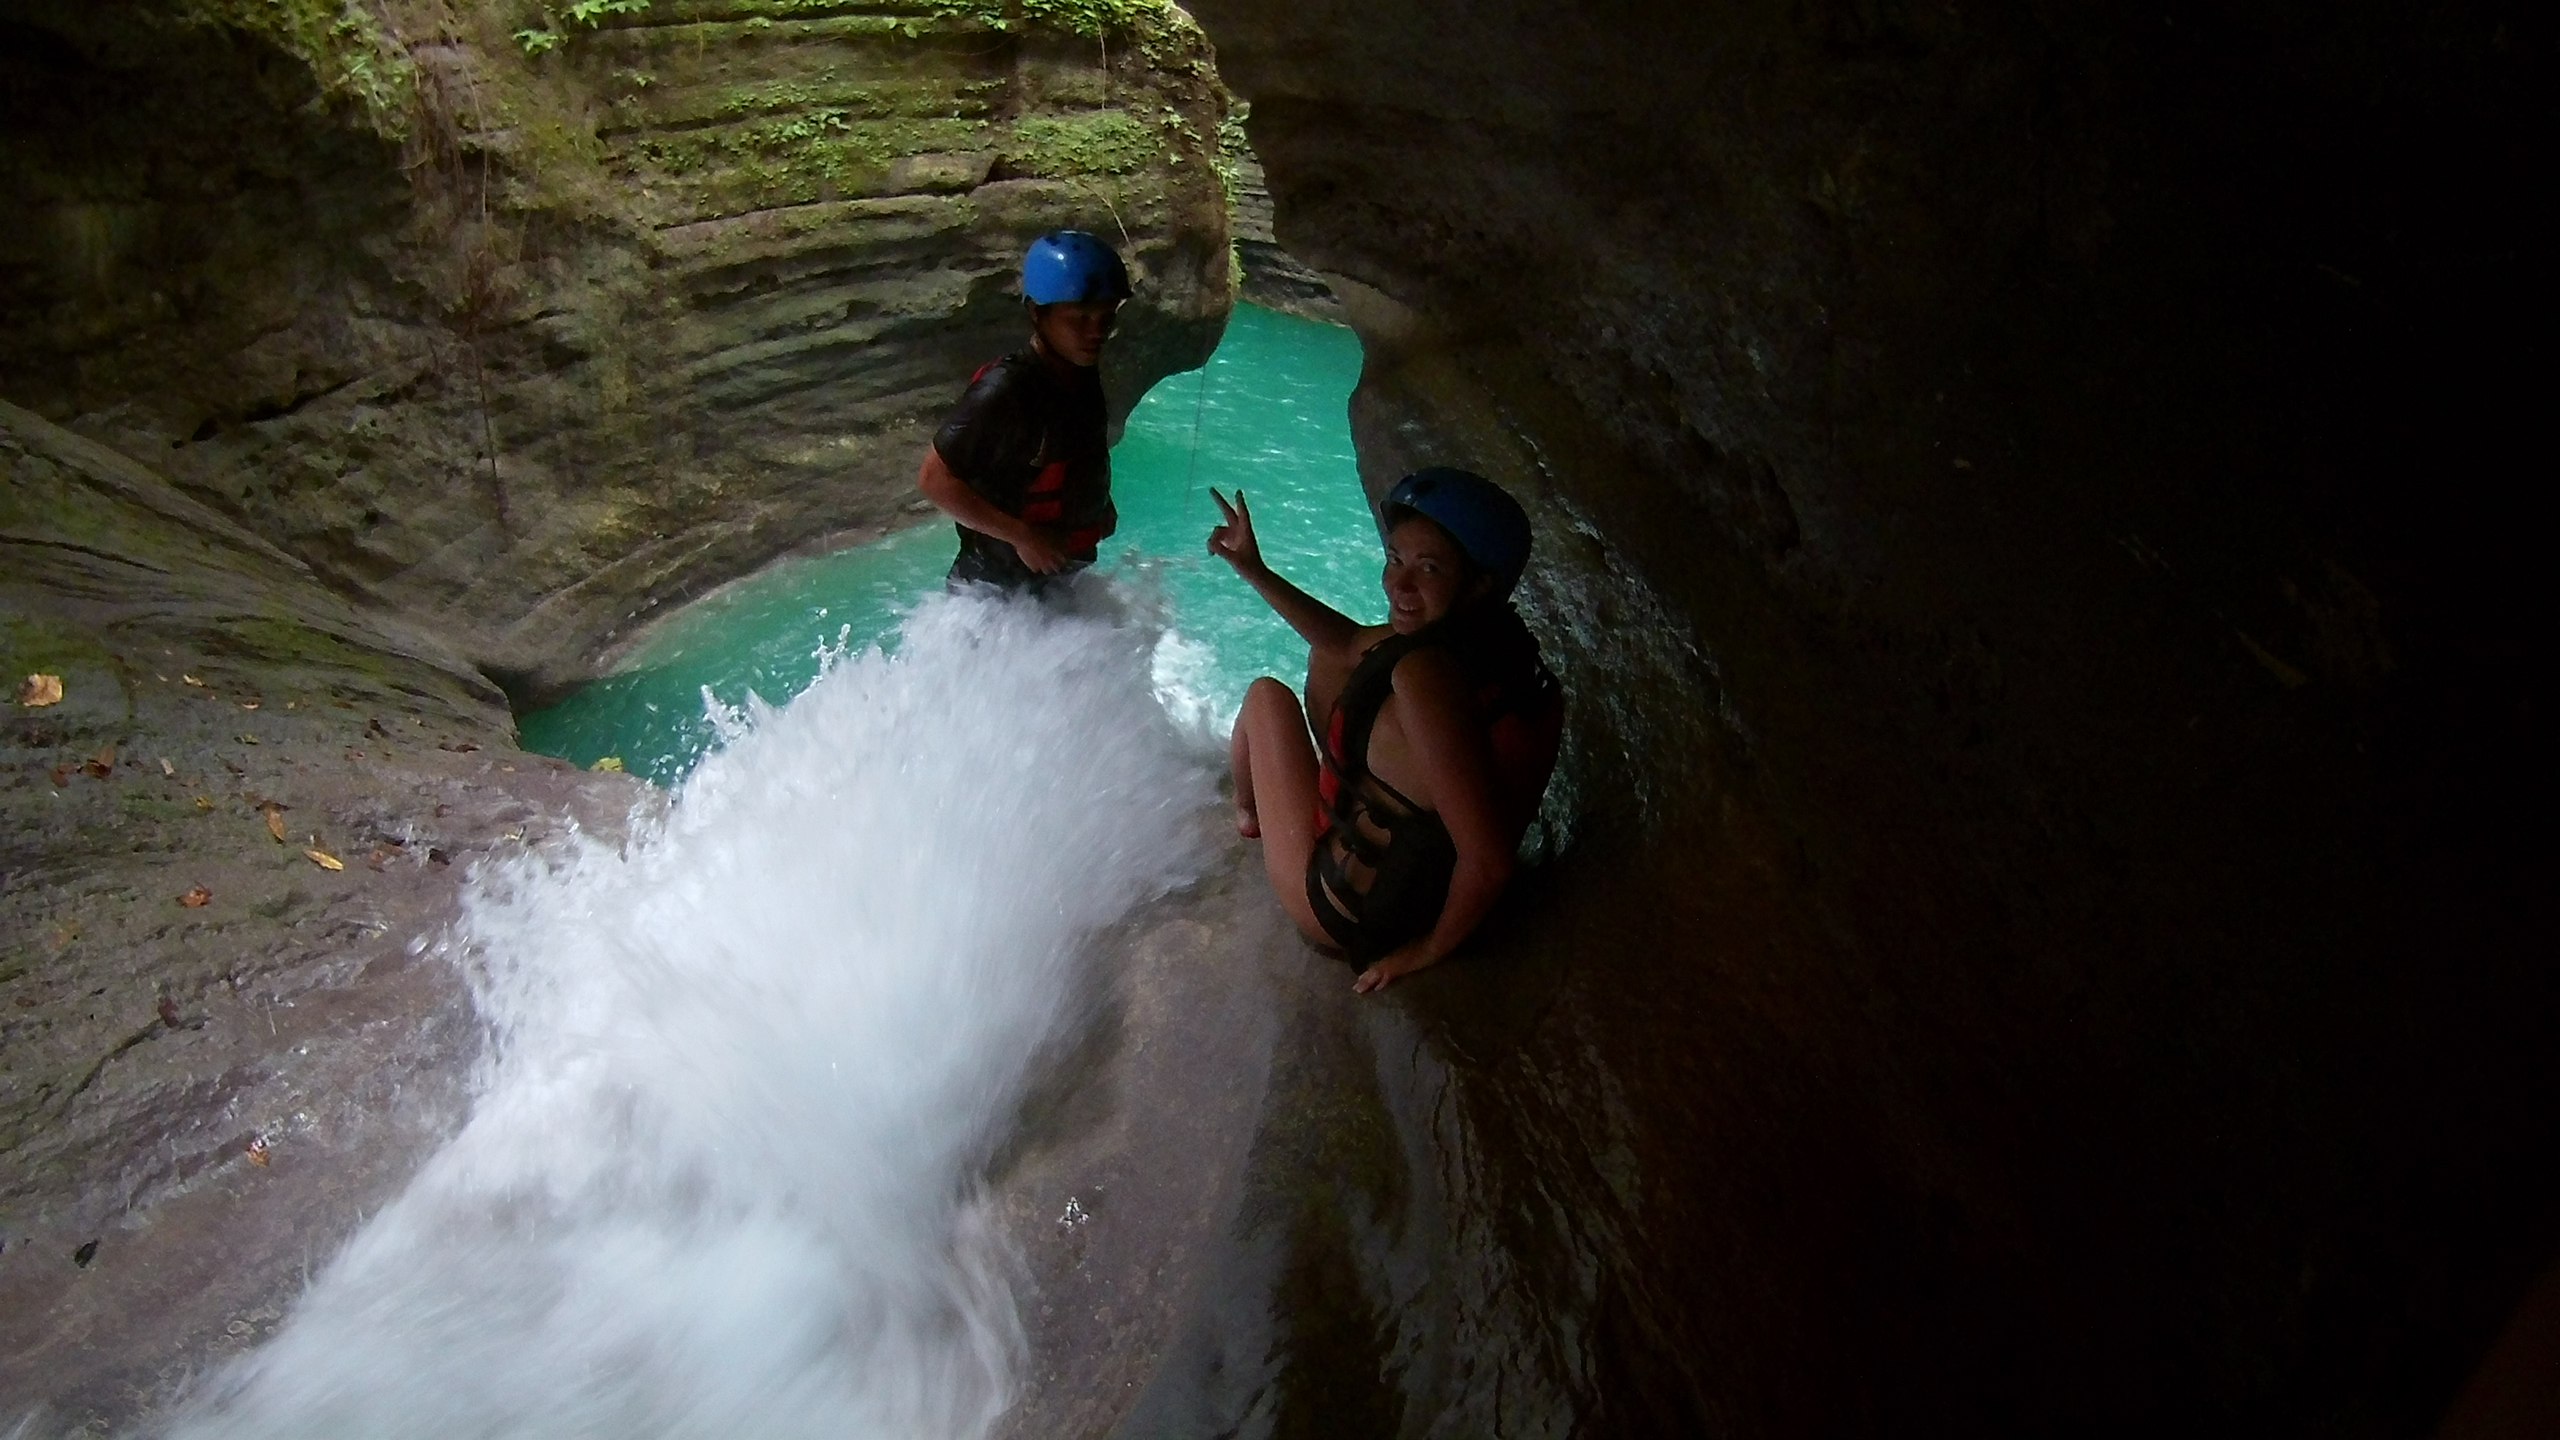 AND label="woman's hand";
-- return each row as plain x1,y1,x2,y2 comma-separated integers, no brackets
1208,487,1364,659
1207,488,1264,576
1352,940,1443,995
